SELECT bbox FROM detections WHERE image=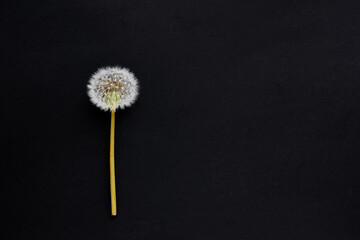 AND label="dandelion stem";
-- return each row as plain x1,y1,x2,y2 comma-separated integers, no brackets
110,110,117,216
